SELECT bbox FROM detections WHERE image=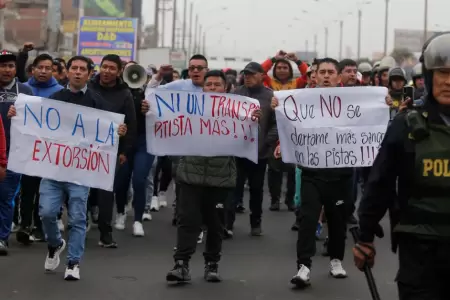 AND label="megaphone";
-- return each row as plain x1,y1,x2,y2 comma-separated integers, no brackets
123,64,147,89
